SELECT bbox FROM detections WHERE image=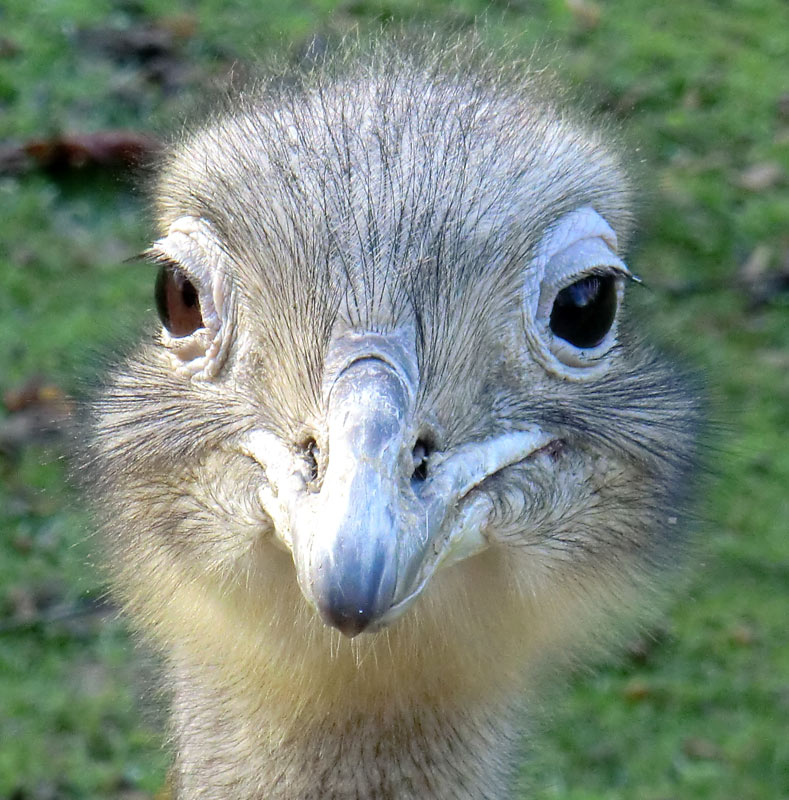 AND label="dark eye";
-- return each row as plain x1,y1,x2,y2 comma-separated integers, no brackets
155,263,204,337
549,274,617,349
